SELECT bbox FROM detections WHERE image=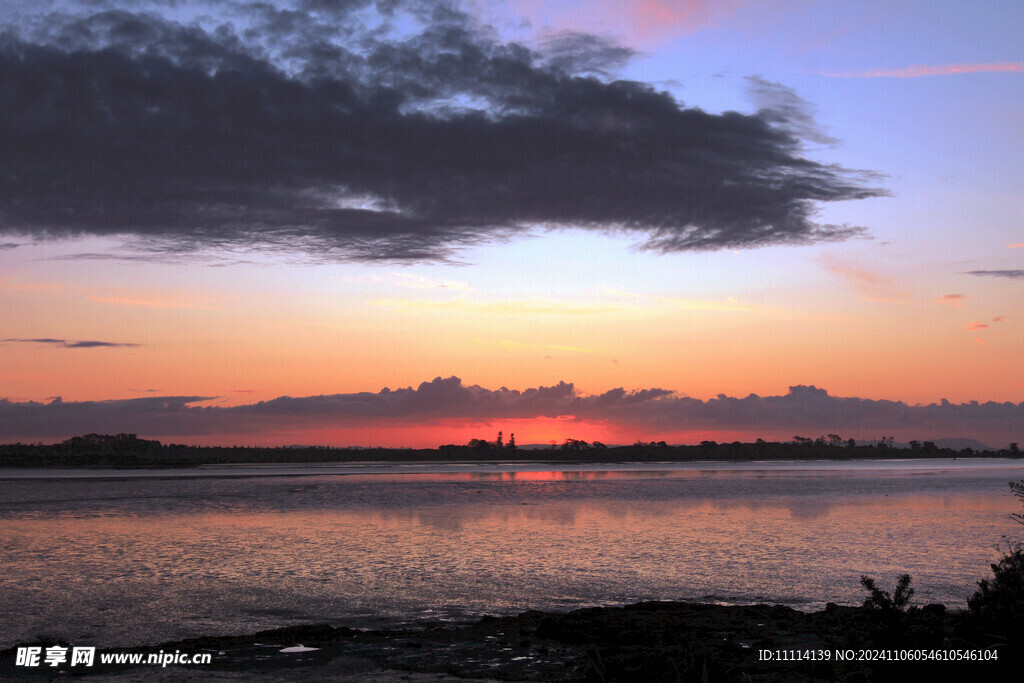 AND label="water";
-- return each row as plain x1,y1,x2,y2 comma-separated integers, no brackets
1,458,1022,648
